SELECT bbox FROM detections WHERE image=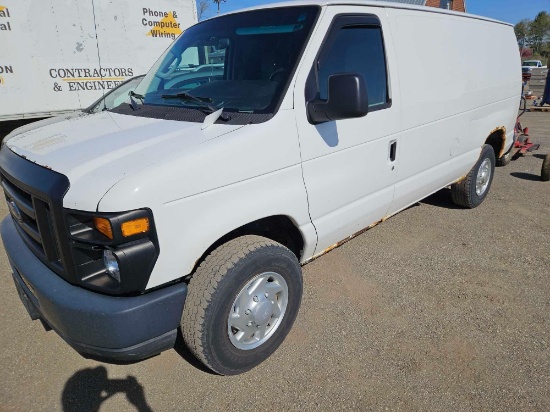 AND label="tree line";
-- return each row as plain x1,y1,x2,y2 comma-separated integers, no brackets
515,11,550,59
